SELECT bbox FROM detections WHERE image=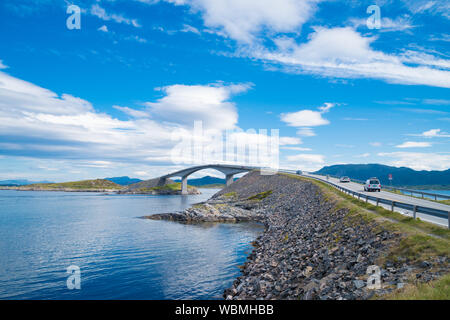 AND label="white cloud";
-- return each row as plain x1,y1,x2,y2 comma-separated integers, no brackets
378,152,450,171
0,70,257,169
281,110,329,127
281,102,335,127
370,142,382,147
144,83,251,130
254,27,450,88
279,136,302,145
286,153,324,163
281,146,312,151
356,153,370,158
415,128,450,138
348,15,415,32
181,24,200,35
296,127,316,137
396,141,432,148
0,60,8,69
98,25,109,32
165,0,321,43
90,4,141,27
284,153,325,171
402,0,450,19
